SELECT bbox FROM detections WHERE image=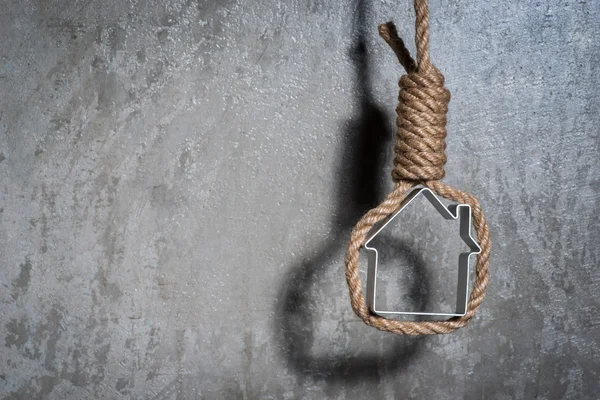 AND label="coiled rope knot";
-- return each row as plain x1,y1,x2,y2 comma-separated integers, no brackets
394,68,450,182
379,21,451,183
